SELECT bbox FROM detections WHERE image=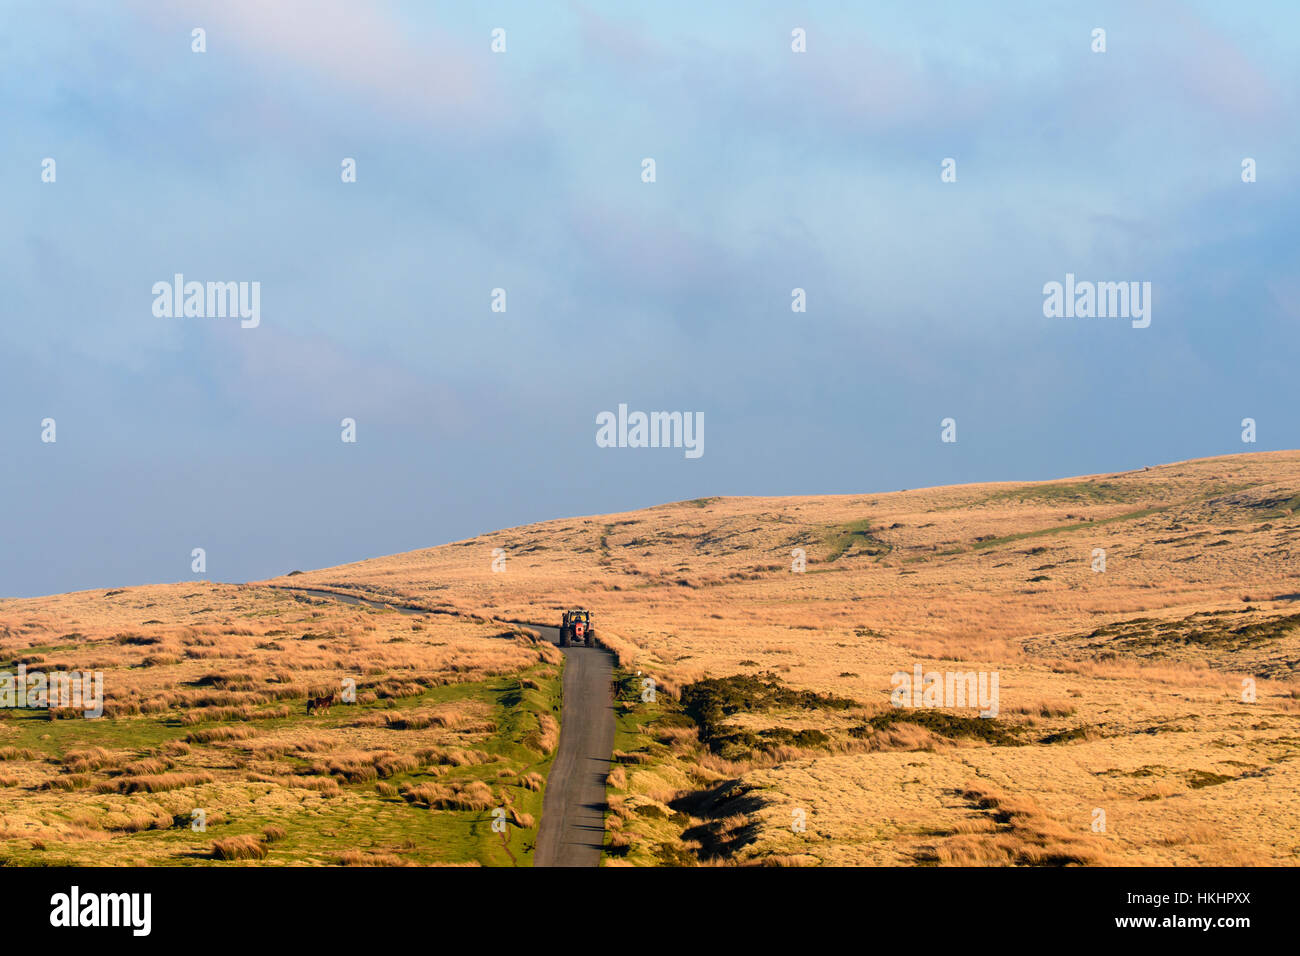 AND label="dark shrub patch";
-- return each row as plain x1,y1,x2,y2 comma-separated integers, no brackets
855,709,1020,746
680,673,854,755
